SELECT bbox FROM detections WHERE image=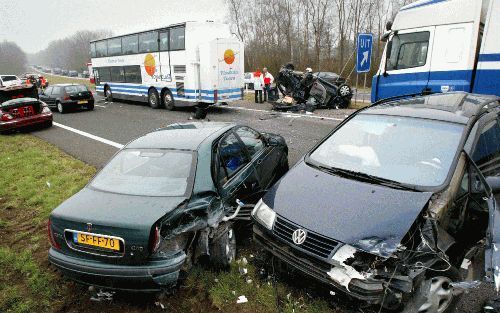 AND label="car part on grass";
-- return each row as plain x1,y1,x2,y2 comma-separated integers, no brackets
272,63,352,112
